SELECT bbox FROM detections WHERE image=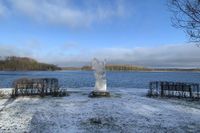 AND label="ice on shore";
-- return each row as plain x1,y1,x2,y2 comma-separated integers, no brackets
0,88,200,133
